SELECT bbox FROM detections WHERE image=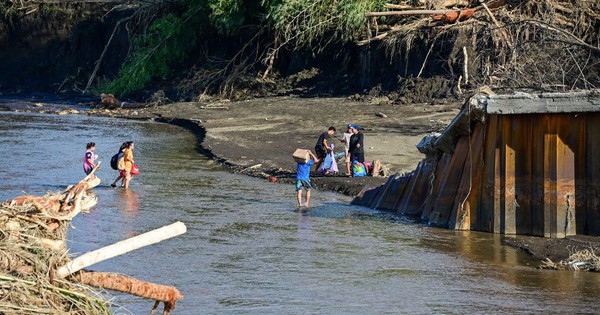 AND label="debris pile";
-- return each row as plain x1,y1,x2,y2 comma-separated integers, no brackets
363,0,600,91
540,248,600,272
0,176,109,314
1,168,184,314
